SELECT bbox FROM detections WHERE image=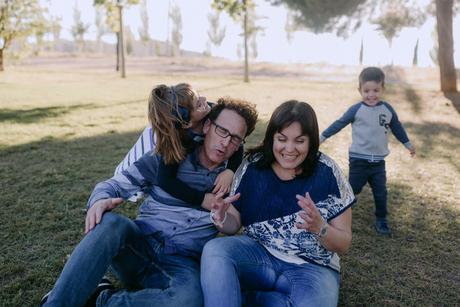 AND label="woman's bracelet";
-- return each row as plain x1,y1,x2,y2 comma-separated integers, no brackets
317,218,329,238
210,211,227,227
